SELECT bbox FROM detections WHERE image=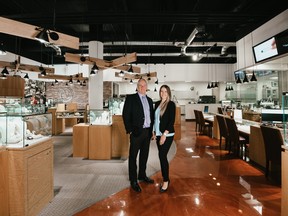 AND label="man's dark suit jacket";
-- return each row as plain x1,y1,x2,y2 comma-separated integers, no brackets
122,93,154,137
